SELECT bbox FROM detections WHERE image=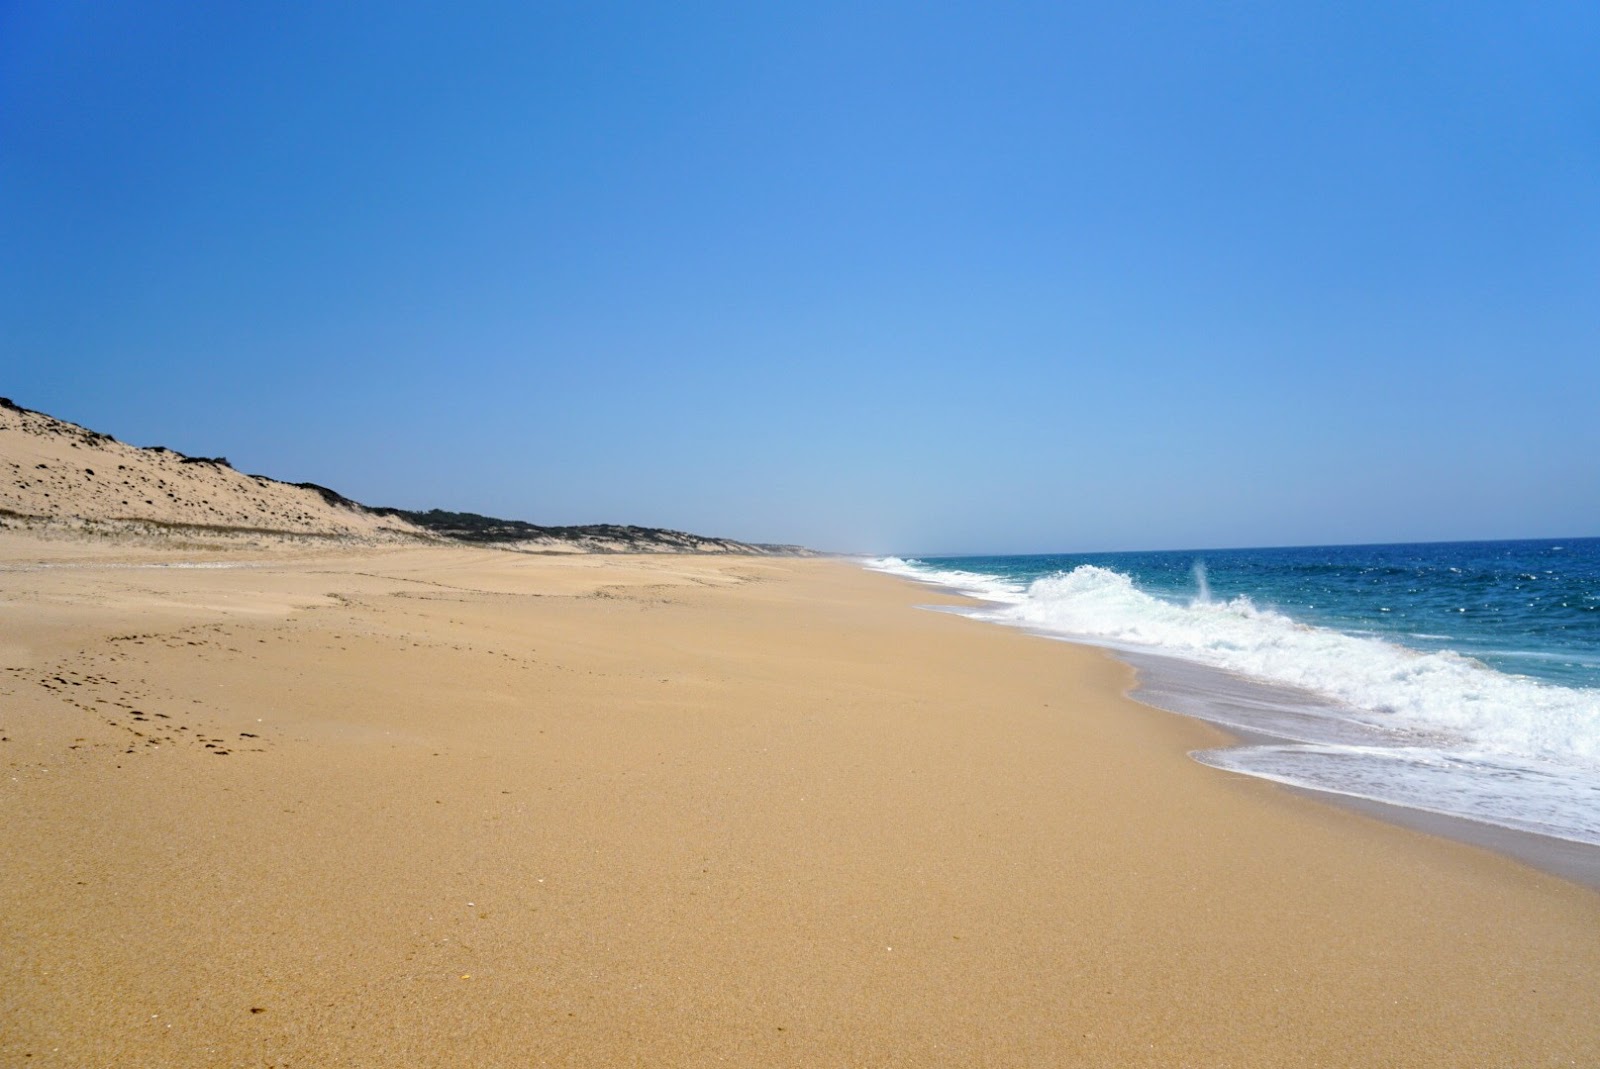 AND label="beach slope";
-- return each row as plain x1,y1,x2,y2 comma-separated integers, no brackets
2,537,1597,1066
